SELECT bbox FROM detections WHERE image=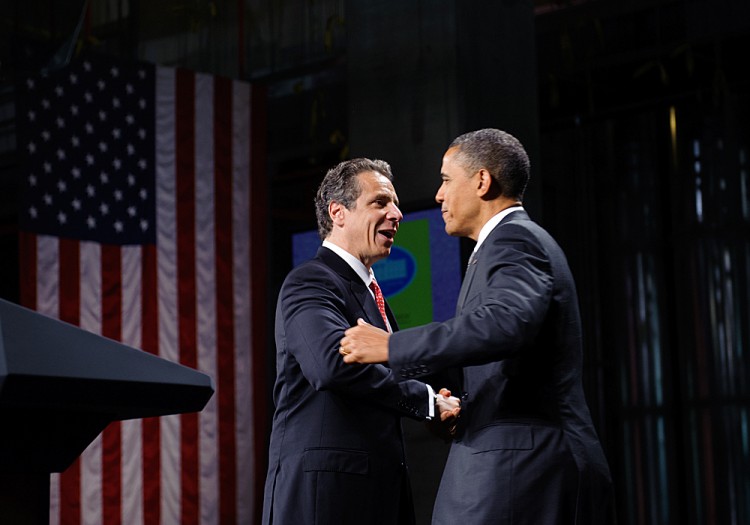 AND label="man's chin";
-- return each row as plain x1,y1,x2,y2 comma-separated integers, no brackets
369,247,392,264
443,225,462,238
378,238,394,251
